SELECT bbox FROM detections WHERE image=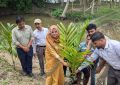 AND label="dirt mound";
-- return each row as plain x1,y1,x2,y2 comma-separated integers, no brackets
98,20,120,41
